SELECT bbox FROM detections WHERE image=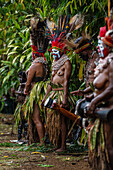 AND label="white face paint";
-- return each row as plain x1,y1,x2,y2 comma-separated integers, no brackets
97,39,104,58
52,48,60,60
